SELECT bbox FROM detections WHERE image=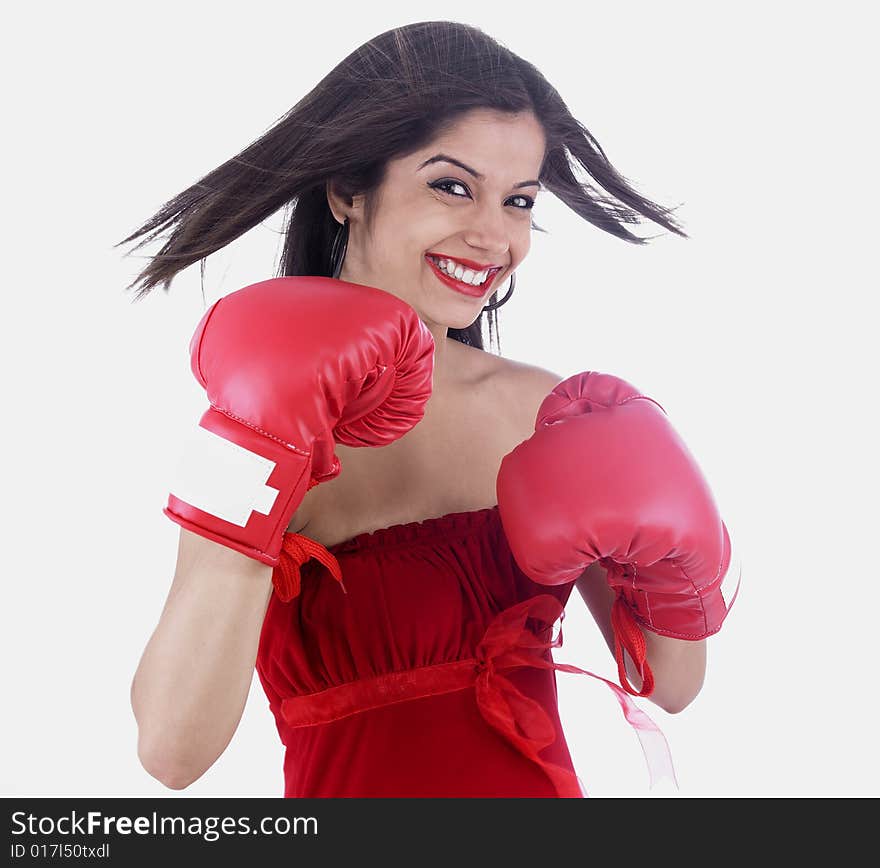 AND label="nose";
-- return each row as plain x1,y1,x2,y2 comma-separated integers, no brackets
462,202,511,263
